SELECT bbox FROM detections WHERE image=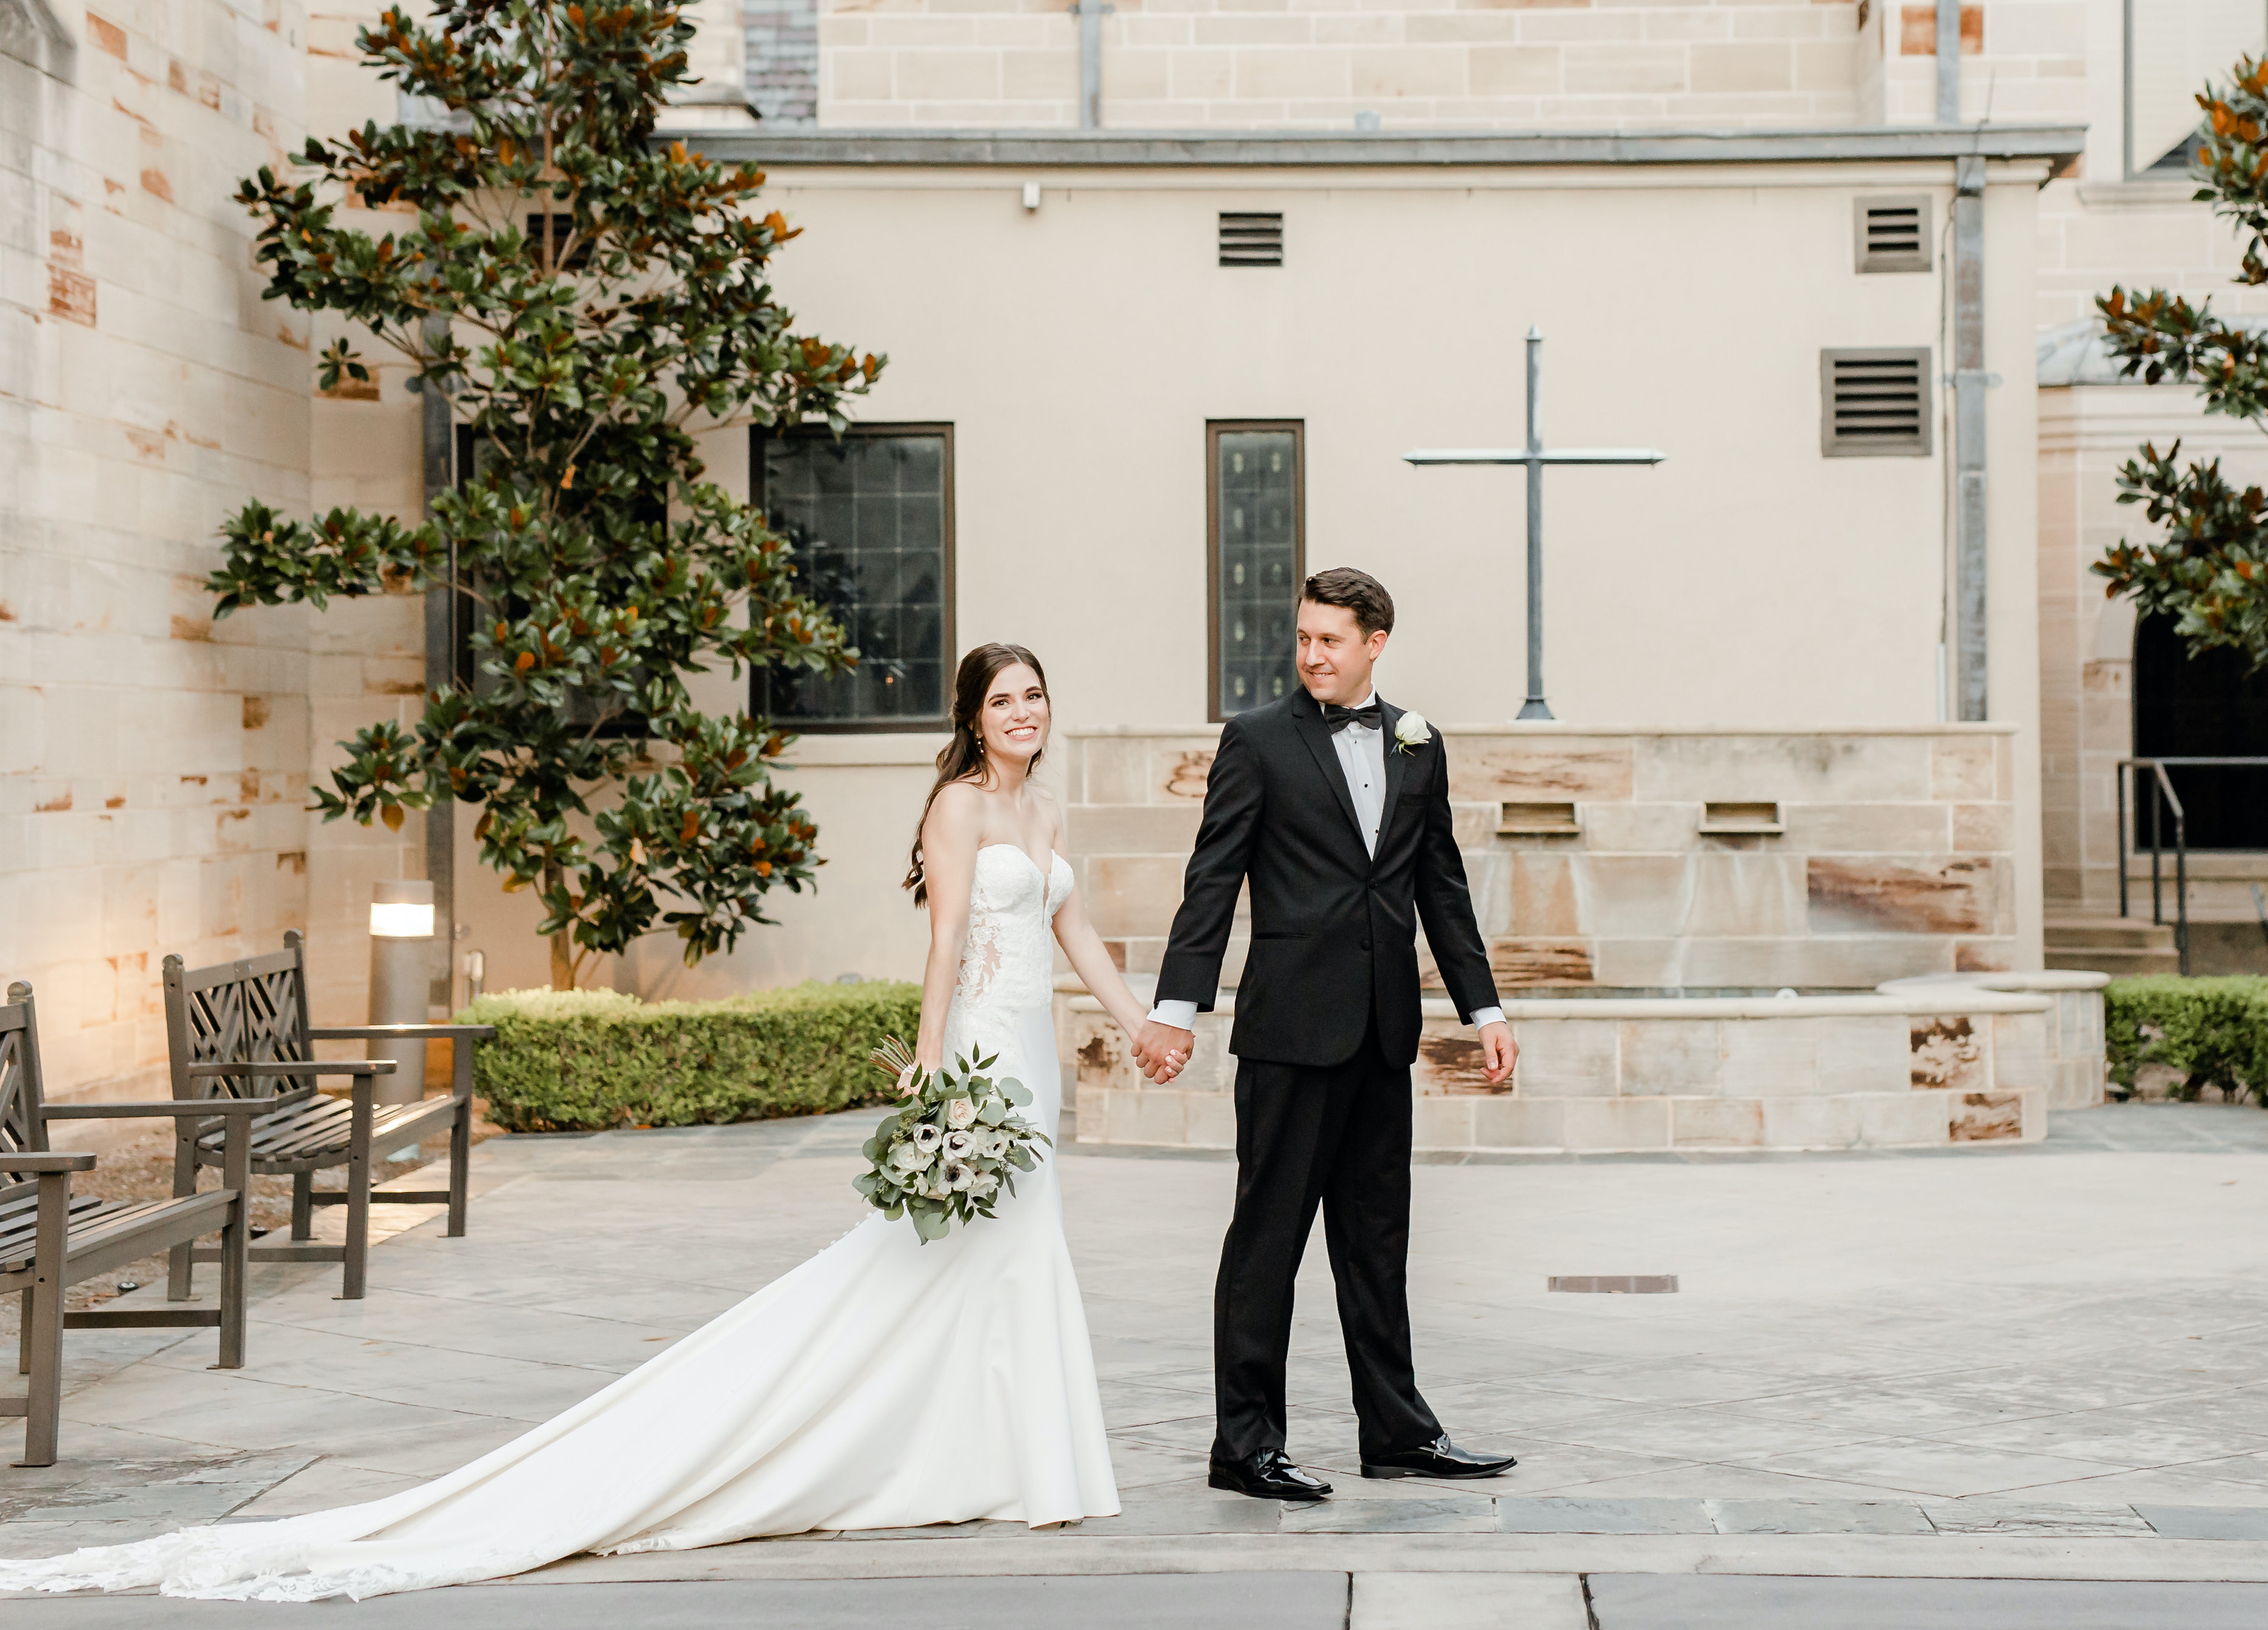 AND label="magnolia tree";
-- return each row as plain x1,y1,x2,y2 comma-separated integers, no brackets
213,0,880,988
2095,57,2268,662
